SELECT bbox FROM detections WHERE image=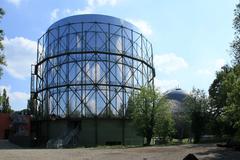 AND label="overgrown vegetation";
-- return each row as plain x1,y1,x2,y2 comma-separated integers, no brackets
206,2,240,141
0,88,12,113
130,2,240,145
183,88,210,143
0,8,6,78
129,86,175,145
179,2,240,143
